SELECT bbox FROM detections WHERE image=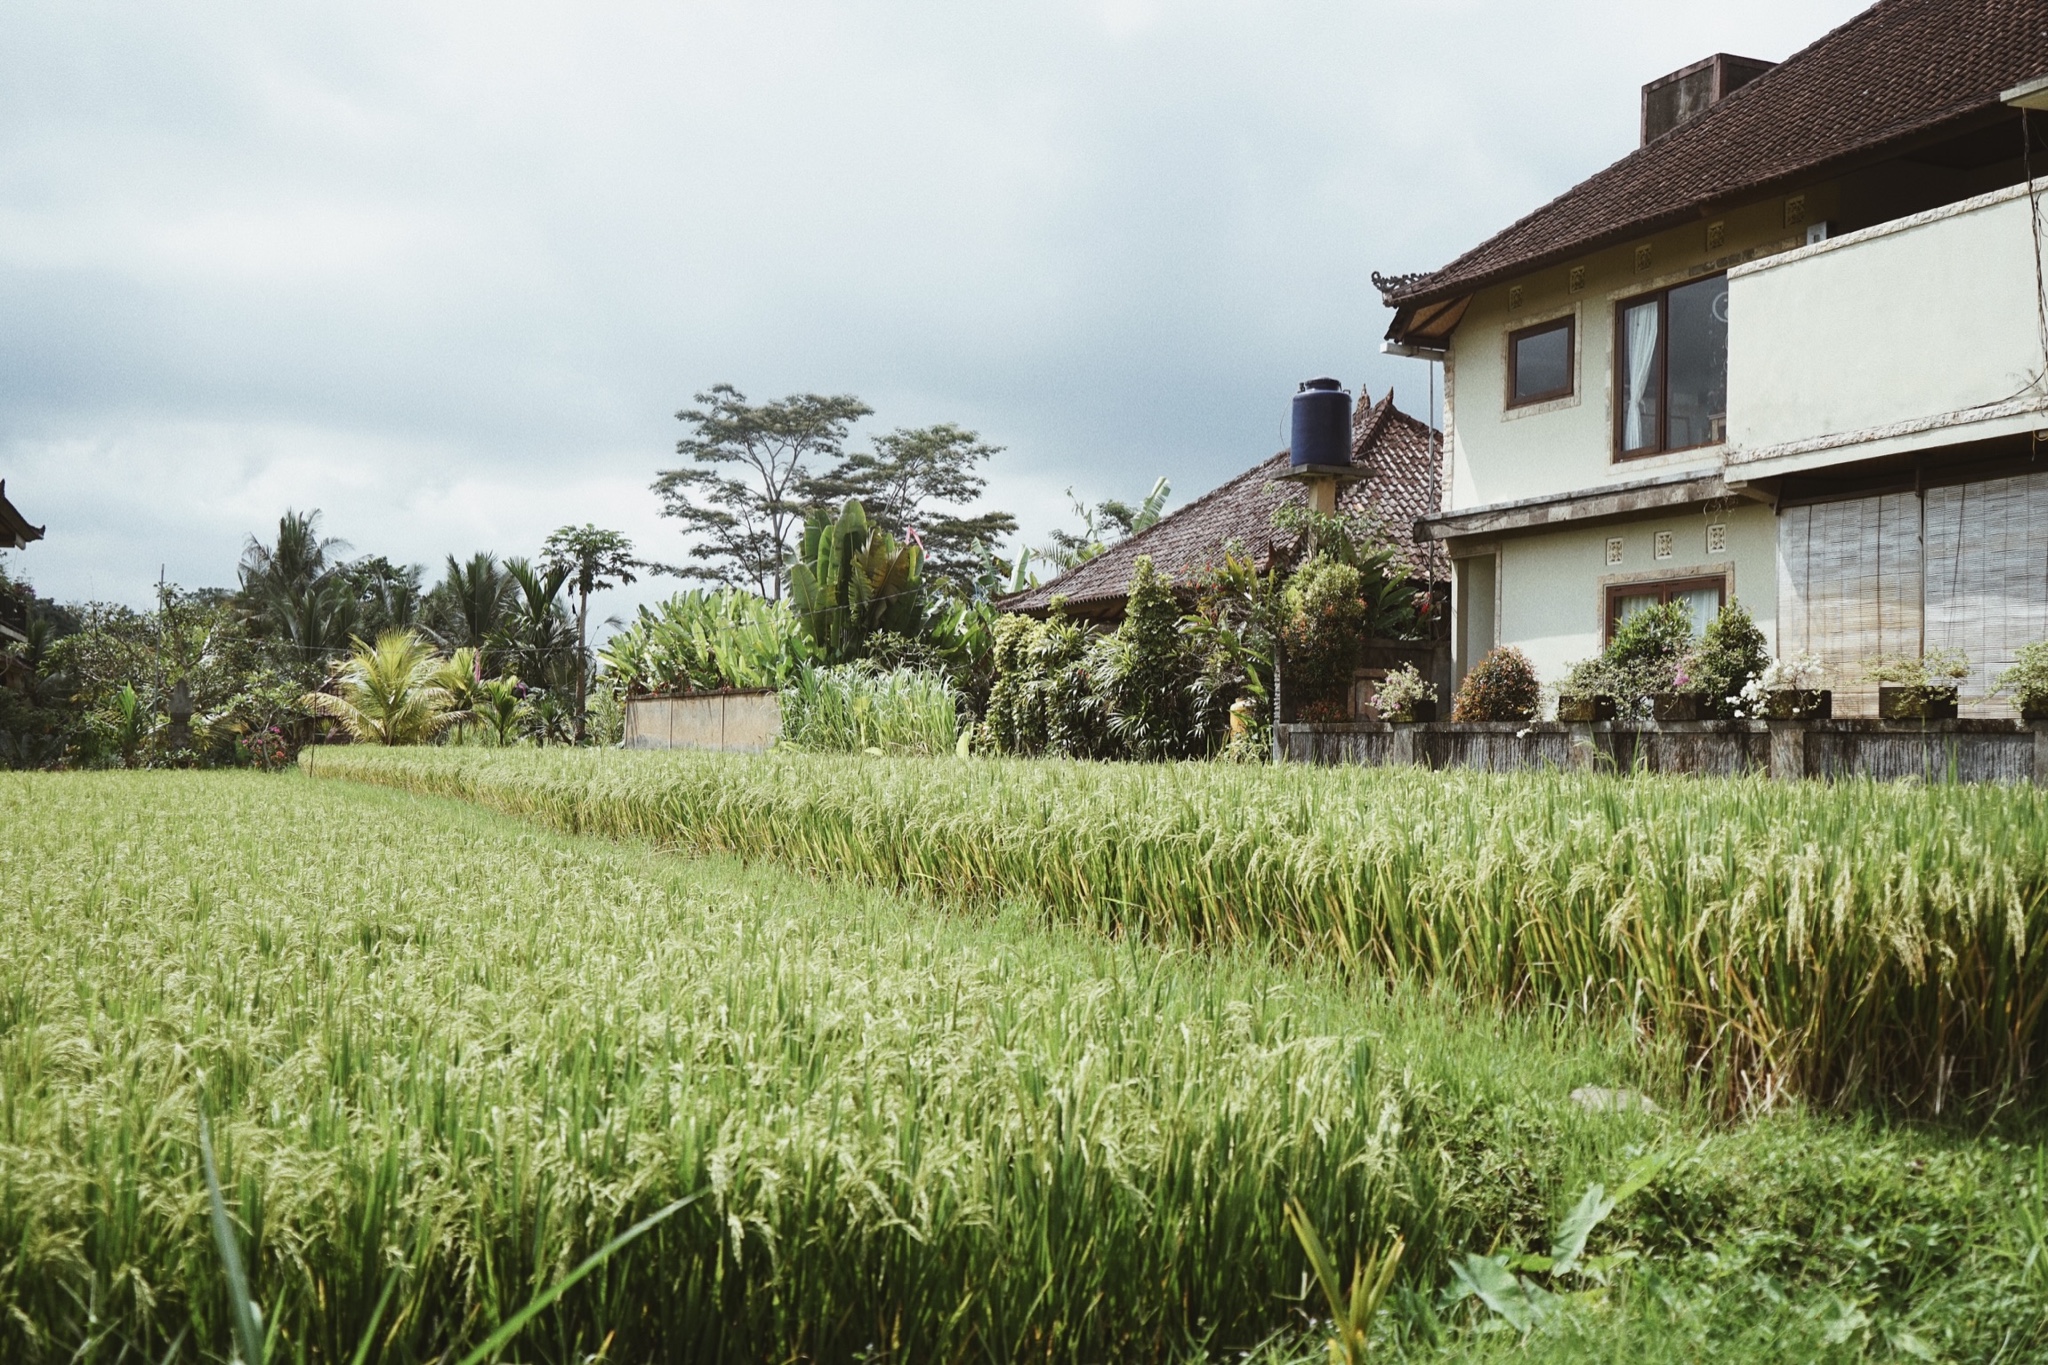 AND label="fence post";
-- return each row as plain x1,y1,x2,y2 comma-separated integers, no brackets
2034,722,2047,787
1767,721,1806,781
